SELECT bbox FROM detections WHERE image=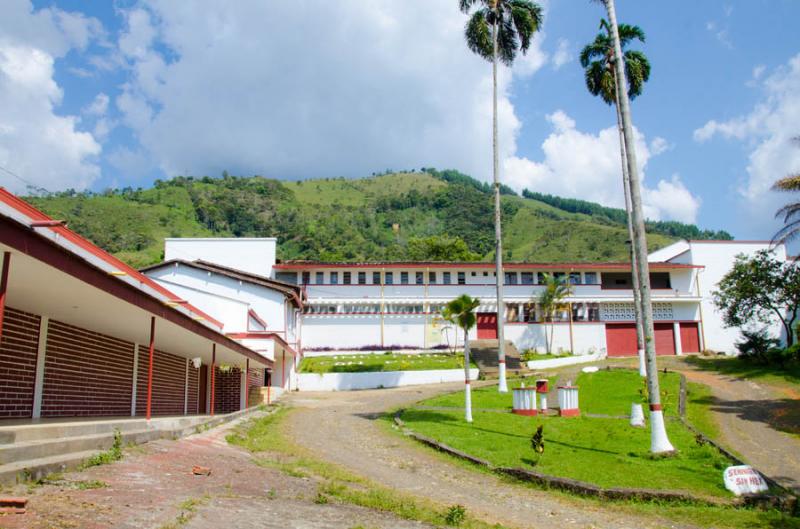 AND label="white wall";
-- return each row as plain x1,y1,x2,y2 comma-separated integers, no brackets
505,323,607,355
165,238,277,278
297,368,479,391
